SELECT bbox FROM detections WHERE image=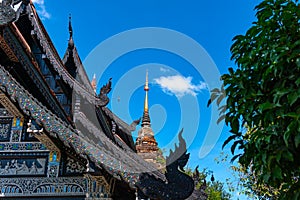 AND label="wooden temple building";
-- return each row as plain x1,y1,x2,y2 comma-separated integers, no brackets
0,1,204,199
